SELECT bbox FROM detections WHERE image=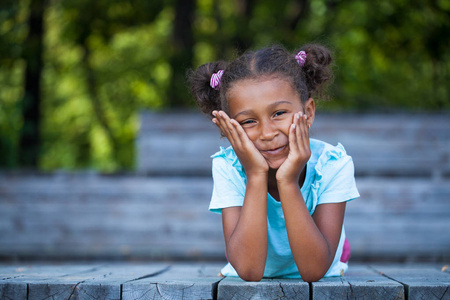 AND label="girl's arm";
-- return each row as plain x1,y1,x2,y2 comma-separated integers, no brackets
278,184,345,282
277,112,346,282
222,172,268,281
213,111,269,281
